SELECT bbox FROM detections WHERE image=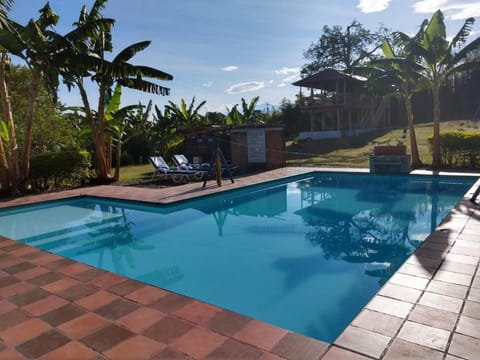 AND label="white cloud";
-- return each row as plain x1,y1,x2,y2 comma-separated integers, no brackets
274,67,300,75
268,80,275,84
203,81,213,87
413,1,480,19
225,81,265,95
221,65,239,72
277,83,287,88
357,0,391,13
282,74,301,83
